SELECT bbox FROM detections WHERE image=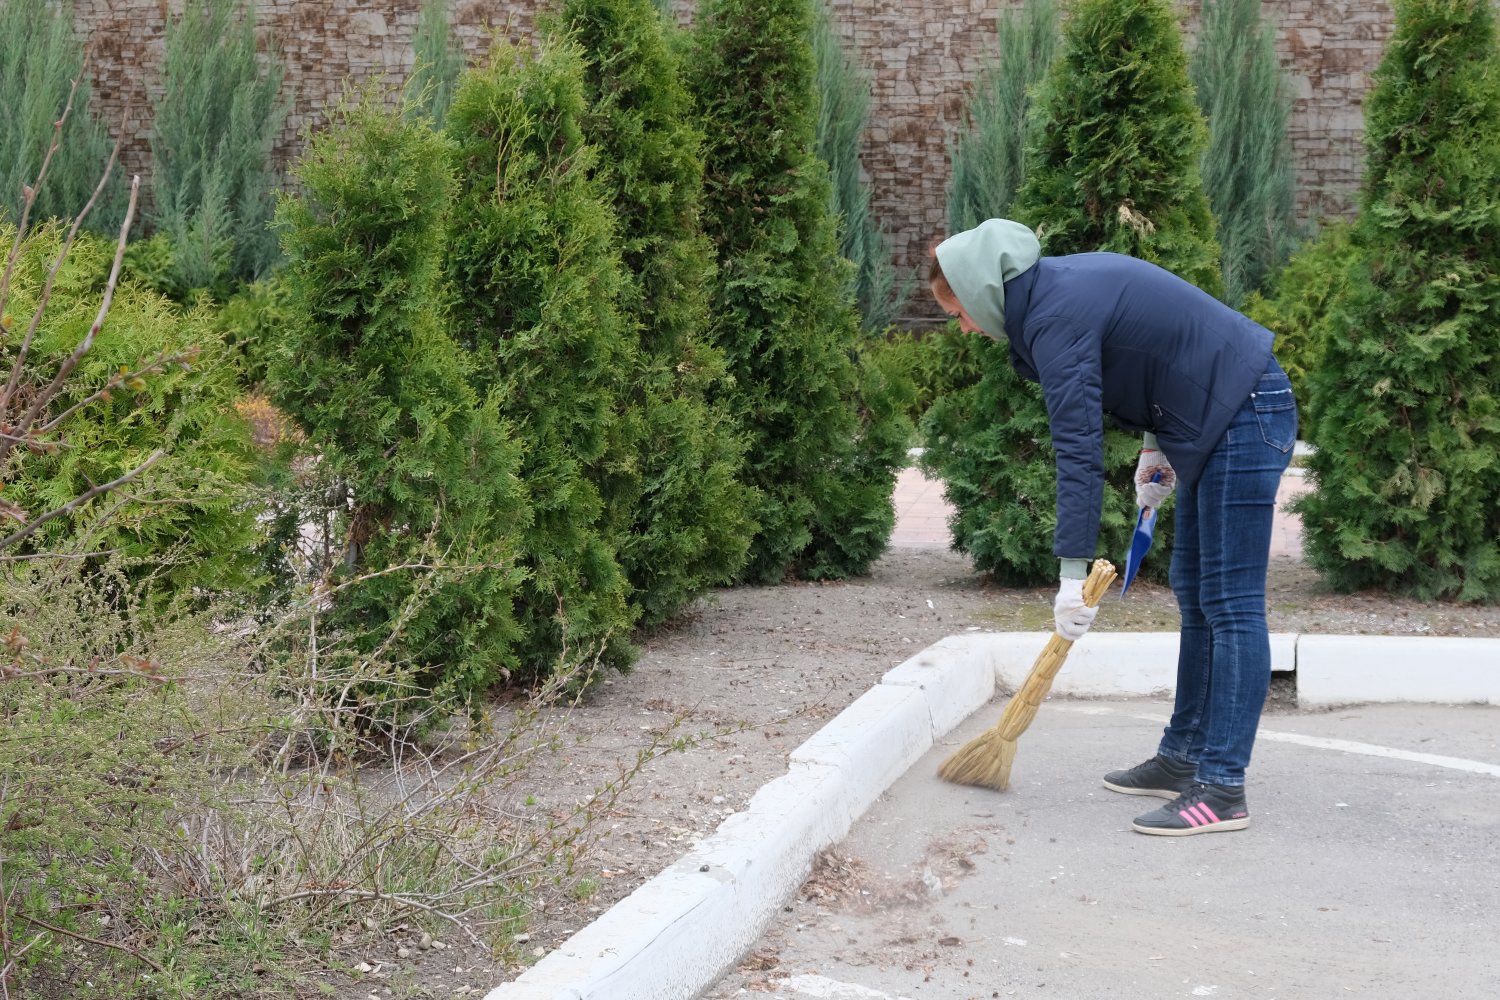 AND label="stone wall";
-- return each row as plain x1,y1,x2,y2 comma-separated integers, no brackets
73,1,1396,308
